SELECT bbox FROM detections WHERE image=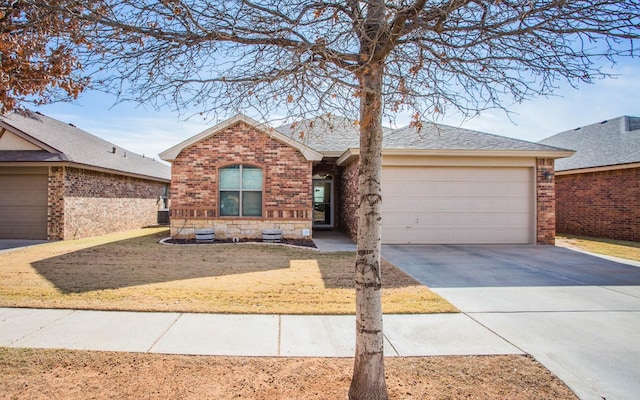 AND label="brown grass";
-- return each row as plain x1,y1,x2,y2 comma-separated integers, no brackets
0,348,578,400
556,235,640,262
0,228,456,314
